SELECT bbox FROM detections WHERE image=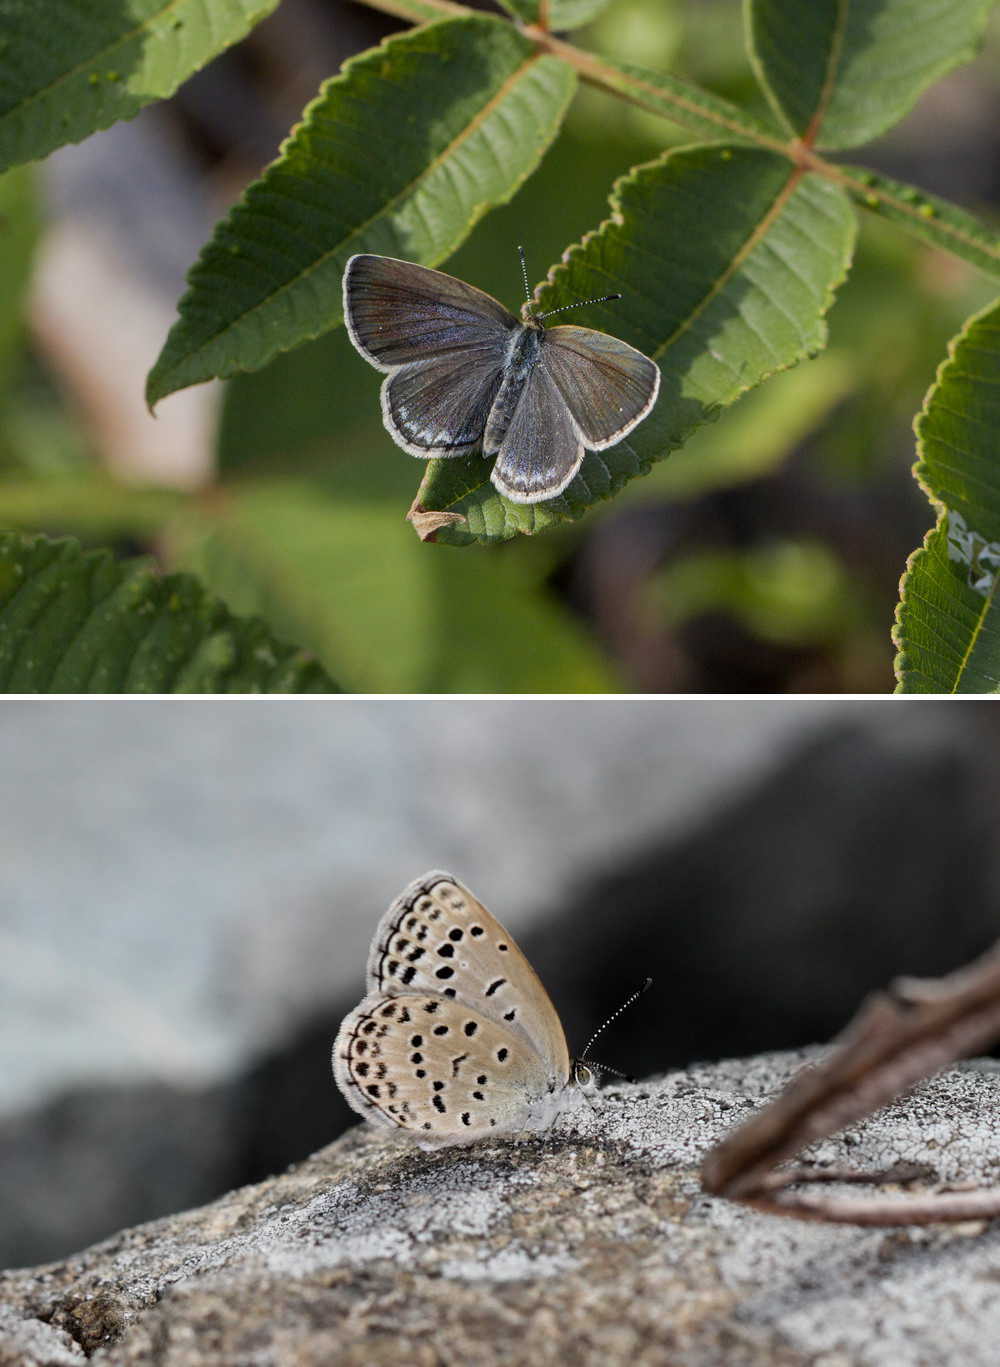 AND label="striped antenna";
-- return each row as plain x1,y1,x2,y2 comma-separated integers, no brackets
579,976,653,1065
517,244,531,304
517,246,622,319
537,292,622,321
